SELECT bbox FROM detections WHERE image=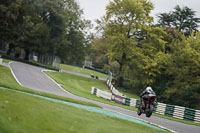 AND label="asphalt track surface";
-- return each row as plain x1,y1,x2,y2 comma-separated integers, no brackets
10,62,200,133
